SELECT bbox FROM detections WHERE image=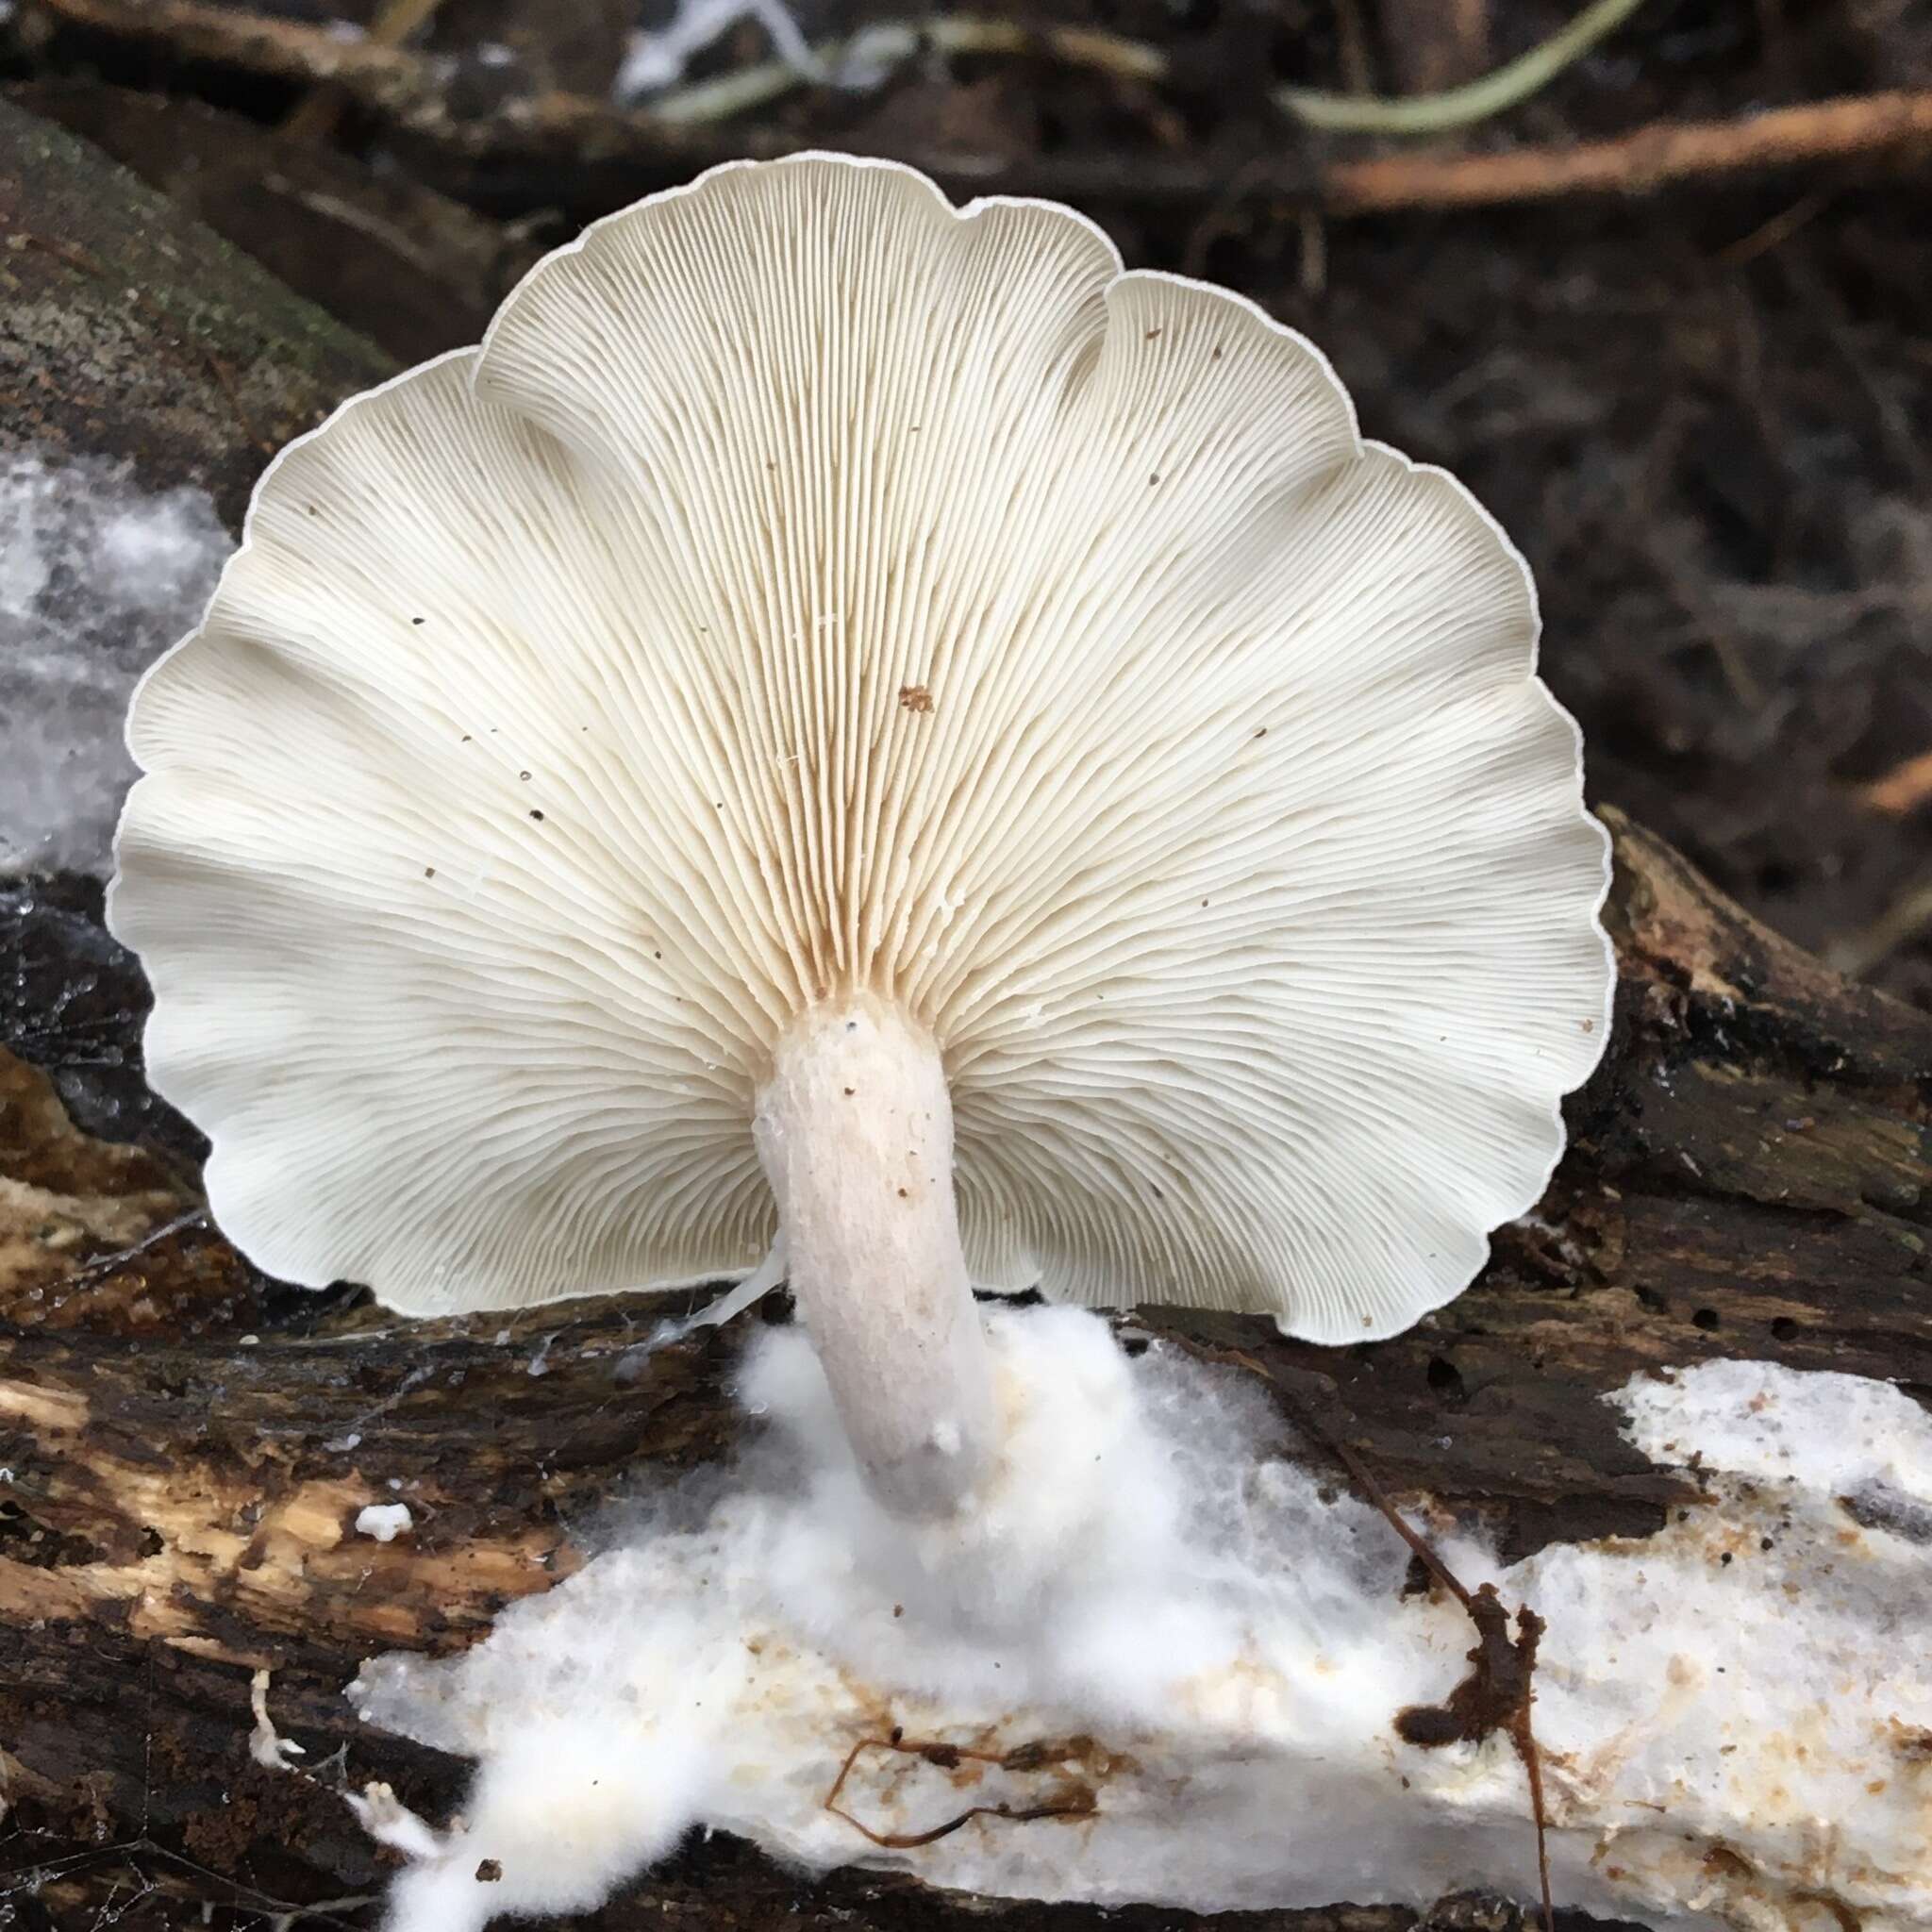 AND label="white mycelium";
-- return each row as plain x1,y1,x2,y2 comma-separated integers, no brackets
348,1317,1932,1932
